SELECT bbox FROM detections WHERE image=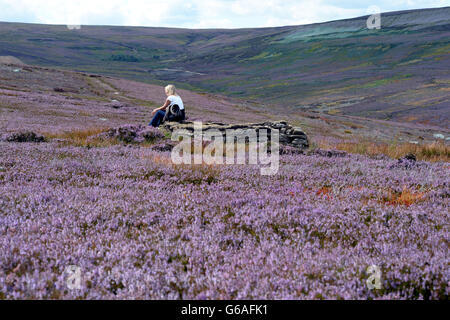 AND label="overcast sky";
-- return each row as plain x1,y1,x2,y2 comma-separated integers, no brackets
0,0,449,28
